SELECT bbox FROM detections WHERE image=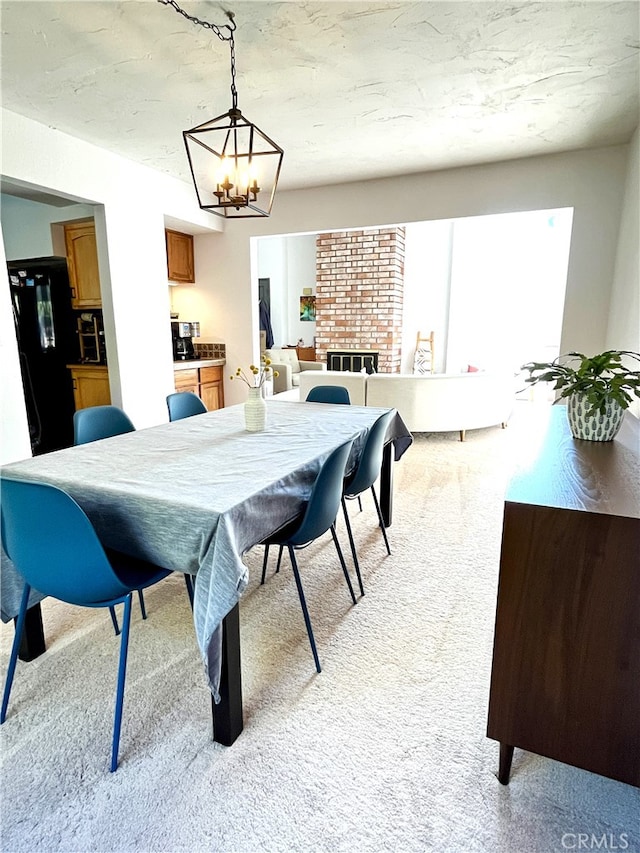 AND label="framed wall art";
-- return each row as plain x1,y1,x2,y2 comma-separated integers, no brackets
300,295,316,321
